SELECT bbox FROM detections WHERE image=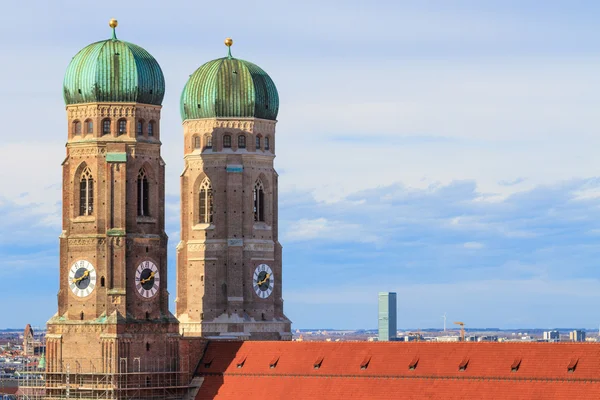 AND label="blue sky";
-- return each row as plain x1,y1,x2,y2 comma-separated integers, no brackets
2,0,600,330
